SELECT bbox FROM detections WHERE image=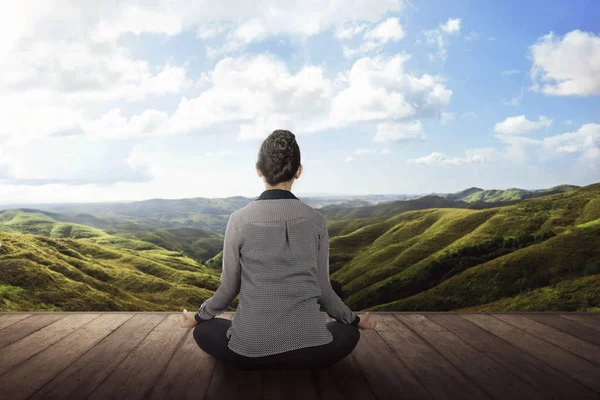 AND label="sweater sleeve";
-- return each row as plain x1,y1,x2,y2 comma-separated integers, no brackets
195,212,242,322
316,217,359,325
